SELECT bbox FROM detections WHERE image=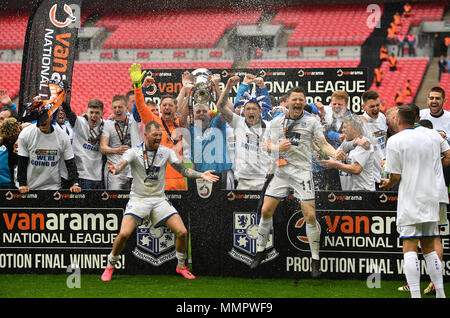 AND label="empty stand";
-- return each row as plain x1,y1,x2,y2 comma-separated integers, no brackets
99,8,262,49
369,58,428,110
248,59,360,68
439,73,450,111
0,62,22,98
0,11,28,49
273,4,383,47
